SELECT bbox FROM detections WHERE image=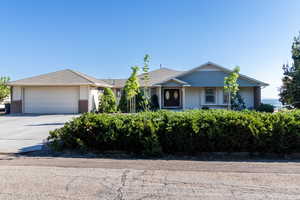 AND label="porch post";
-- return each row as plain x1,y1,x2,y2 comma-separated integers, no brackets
182,86,186,110
158,86,162,109
253,86,261,109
